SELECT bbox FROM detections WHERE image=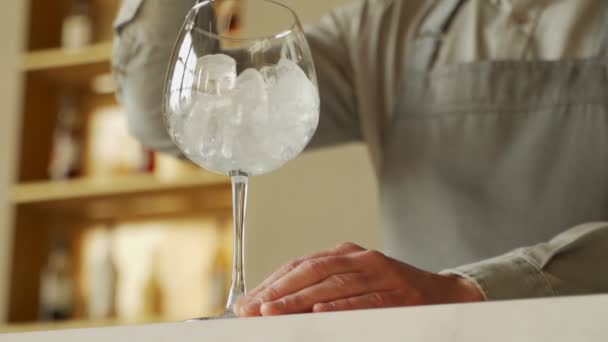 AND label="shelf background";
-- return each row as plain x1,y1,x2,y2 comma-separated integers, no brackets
22,43,112,88
8,0,237,324
0,0,28,325
12,173,232,222
12,172,228,204
26,0,118,51
2,0,383,329
23,43,112,72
